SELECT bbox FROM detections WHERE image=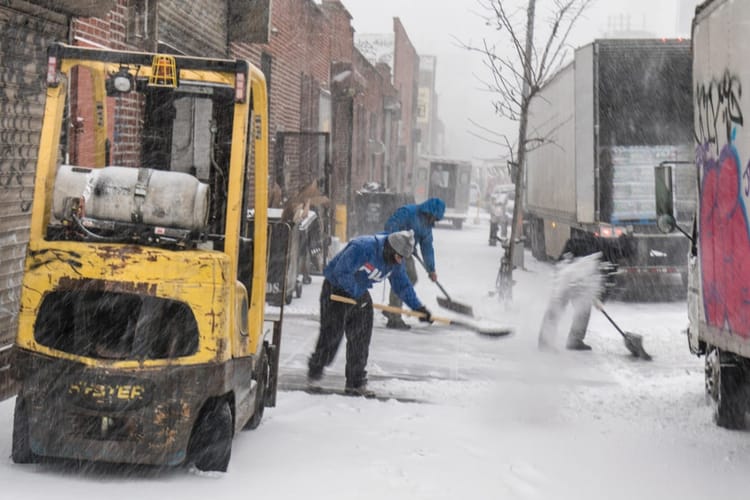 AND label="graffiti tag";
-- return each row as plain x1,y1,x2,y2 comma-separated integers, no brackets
695,71,744,156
